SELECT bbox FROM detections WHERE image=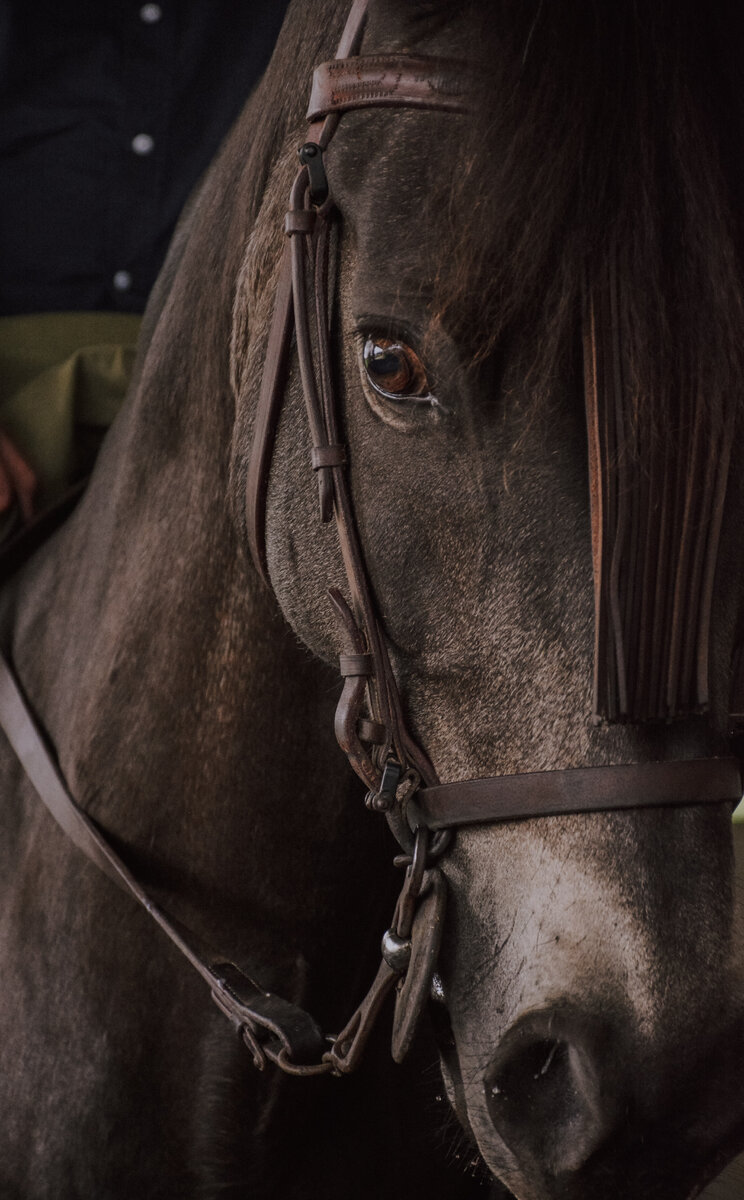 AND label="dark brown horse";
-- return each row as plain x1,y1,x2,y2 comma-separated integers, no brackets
2,2,744,1198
